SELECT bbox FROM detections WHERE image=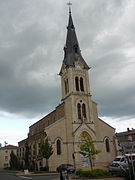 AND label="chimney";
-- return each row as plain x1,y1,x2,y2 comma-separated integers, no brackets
127,128,130,131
